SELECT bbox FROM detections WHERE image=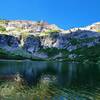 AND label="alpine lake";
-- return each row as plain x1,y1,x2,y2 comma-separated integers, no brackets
0,60,100,100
